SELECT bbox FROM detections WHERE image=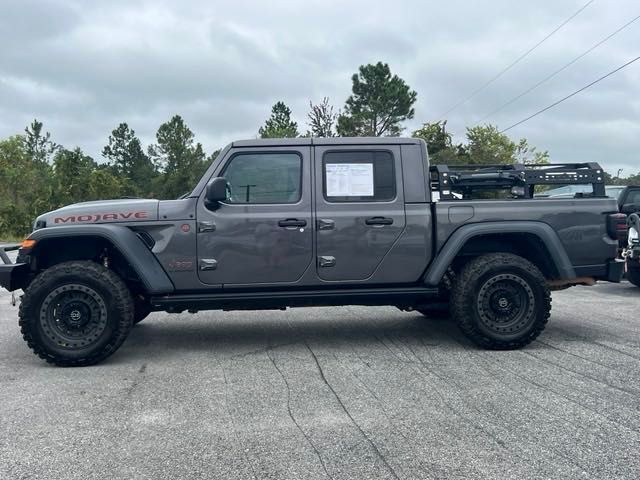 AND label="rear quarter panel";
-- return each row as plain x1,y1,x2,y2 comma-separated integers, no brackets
435,197,619,268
